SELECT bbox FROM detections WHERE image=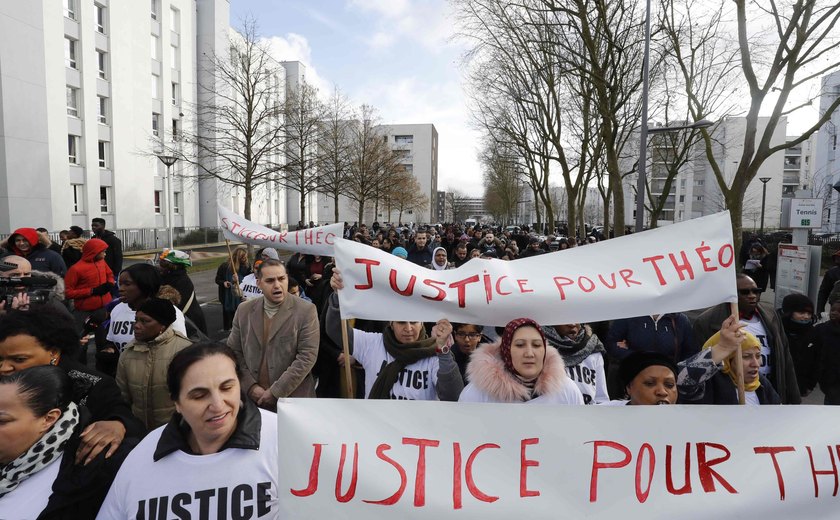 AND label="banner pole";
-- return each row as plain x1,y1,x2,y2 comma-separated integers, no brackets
341,319,354,399
224,239,243,298
730,302,745,405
